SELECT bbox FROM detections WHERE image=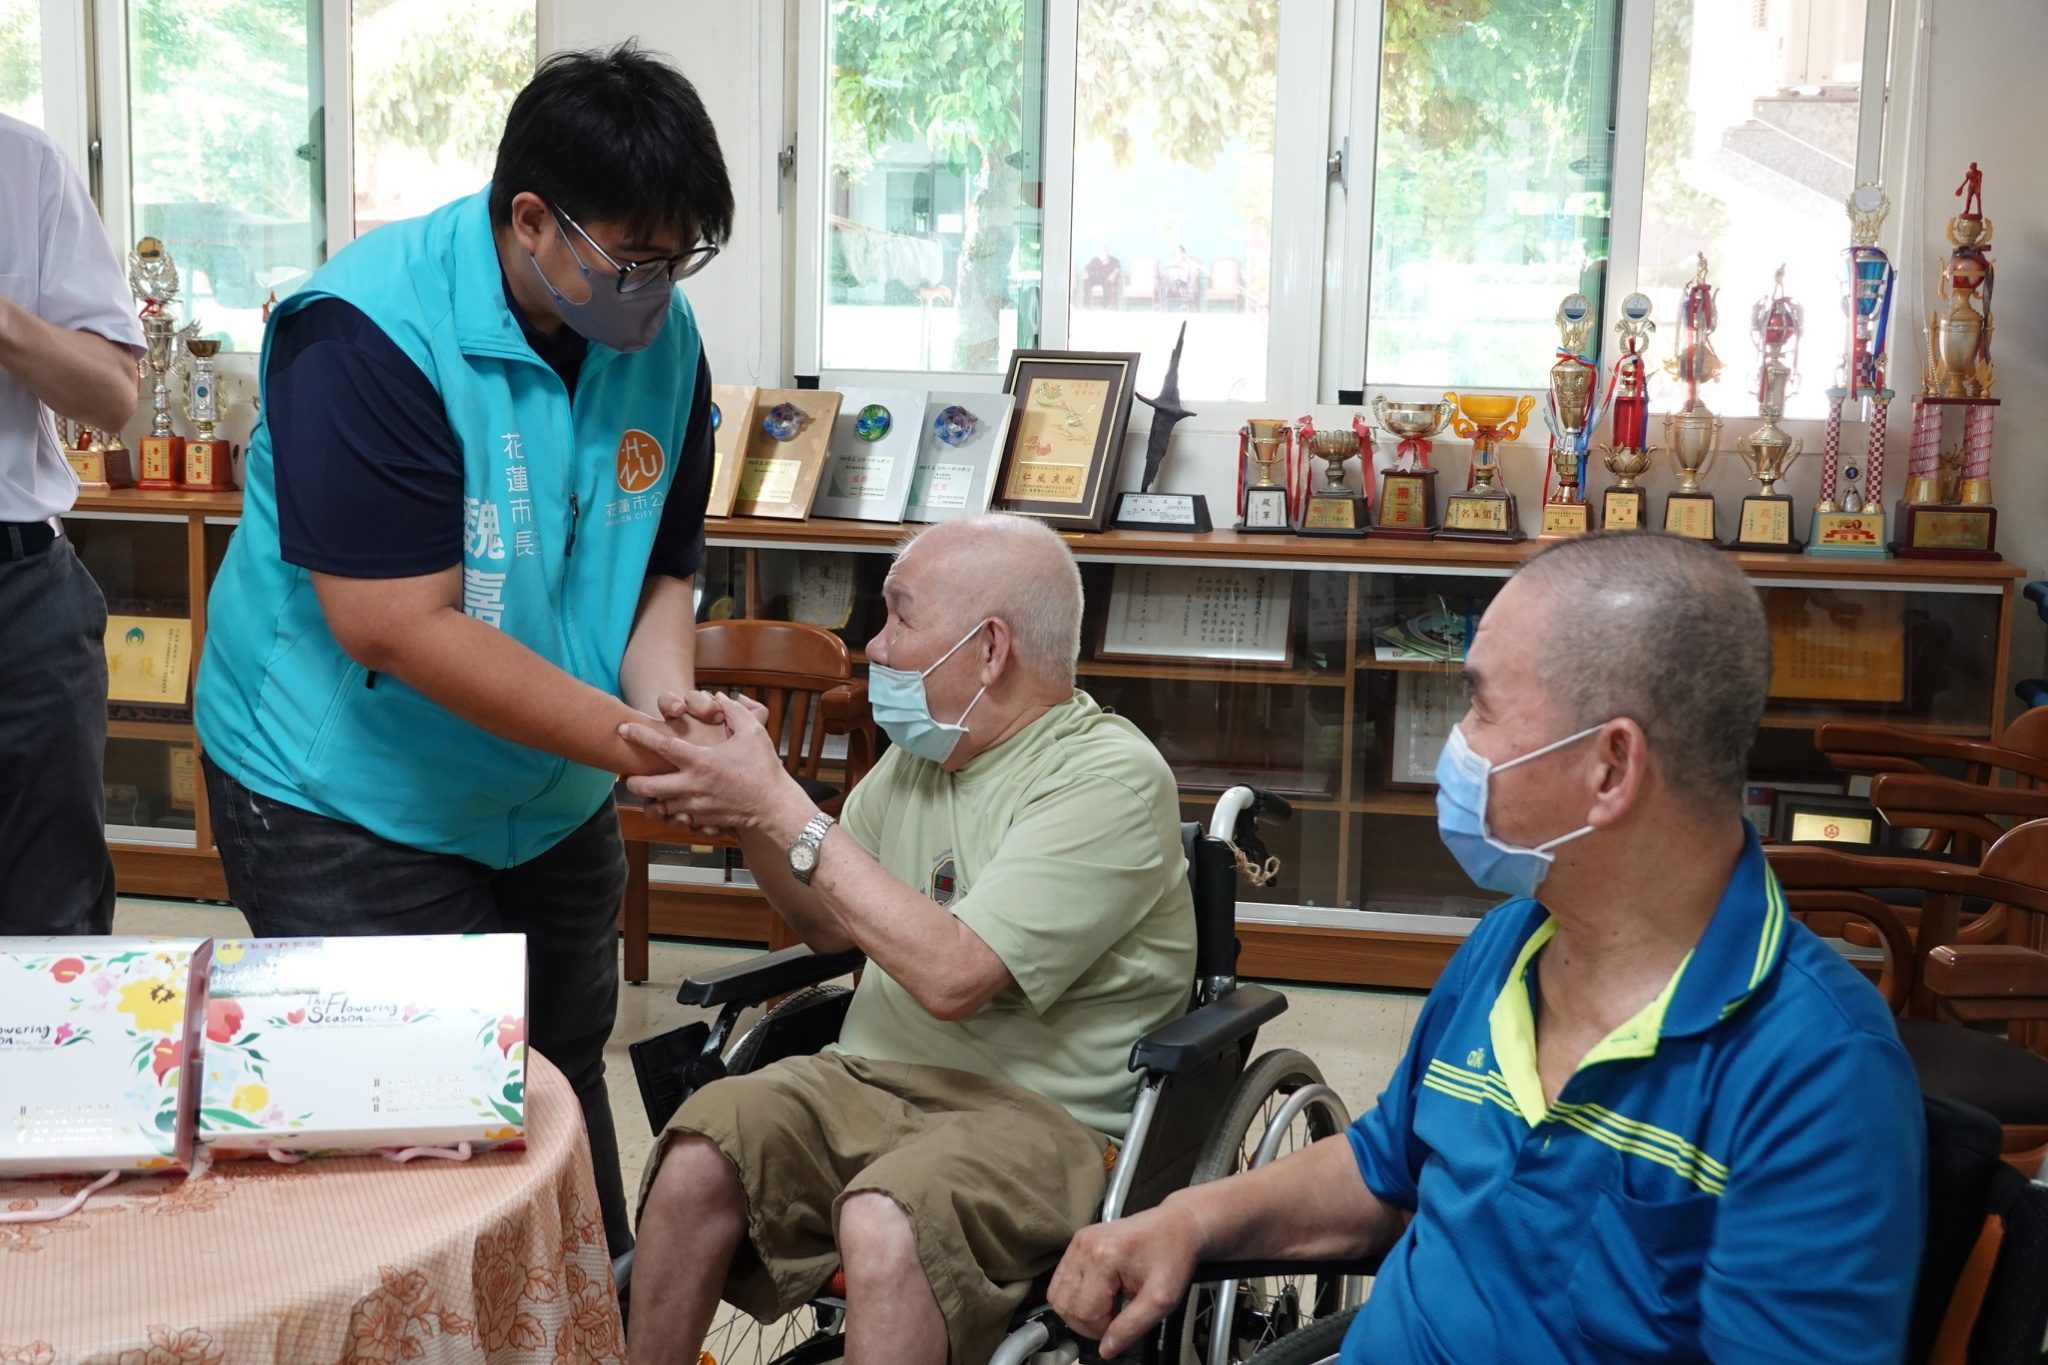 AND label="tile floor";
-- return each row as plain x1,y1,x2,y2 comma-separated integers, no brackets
111,897,1423,1198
